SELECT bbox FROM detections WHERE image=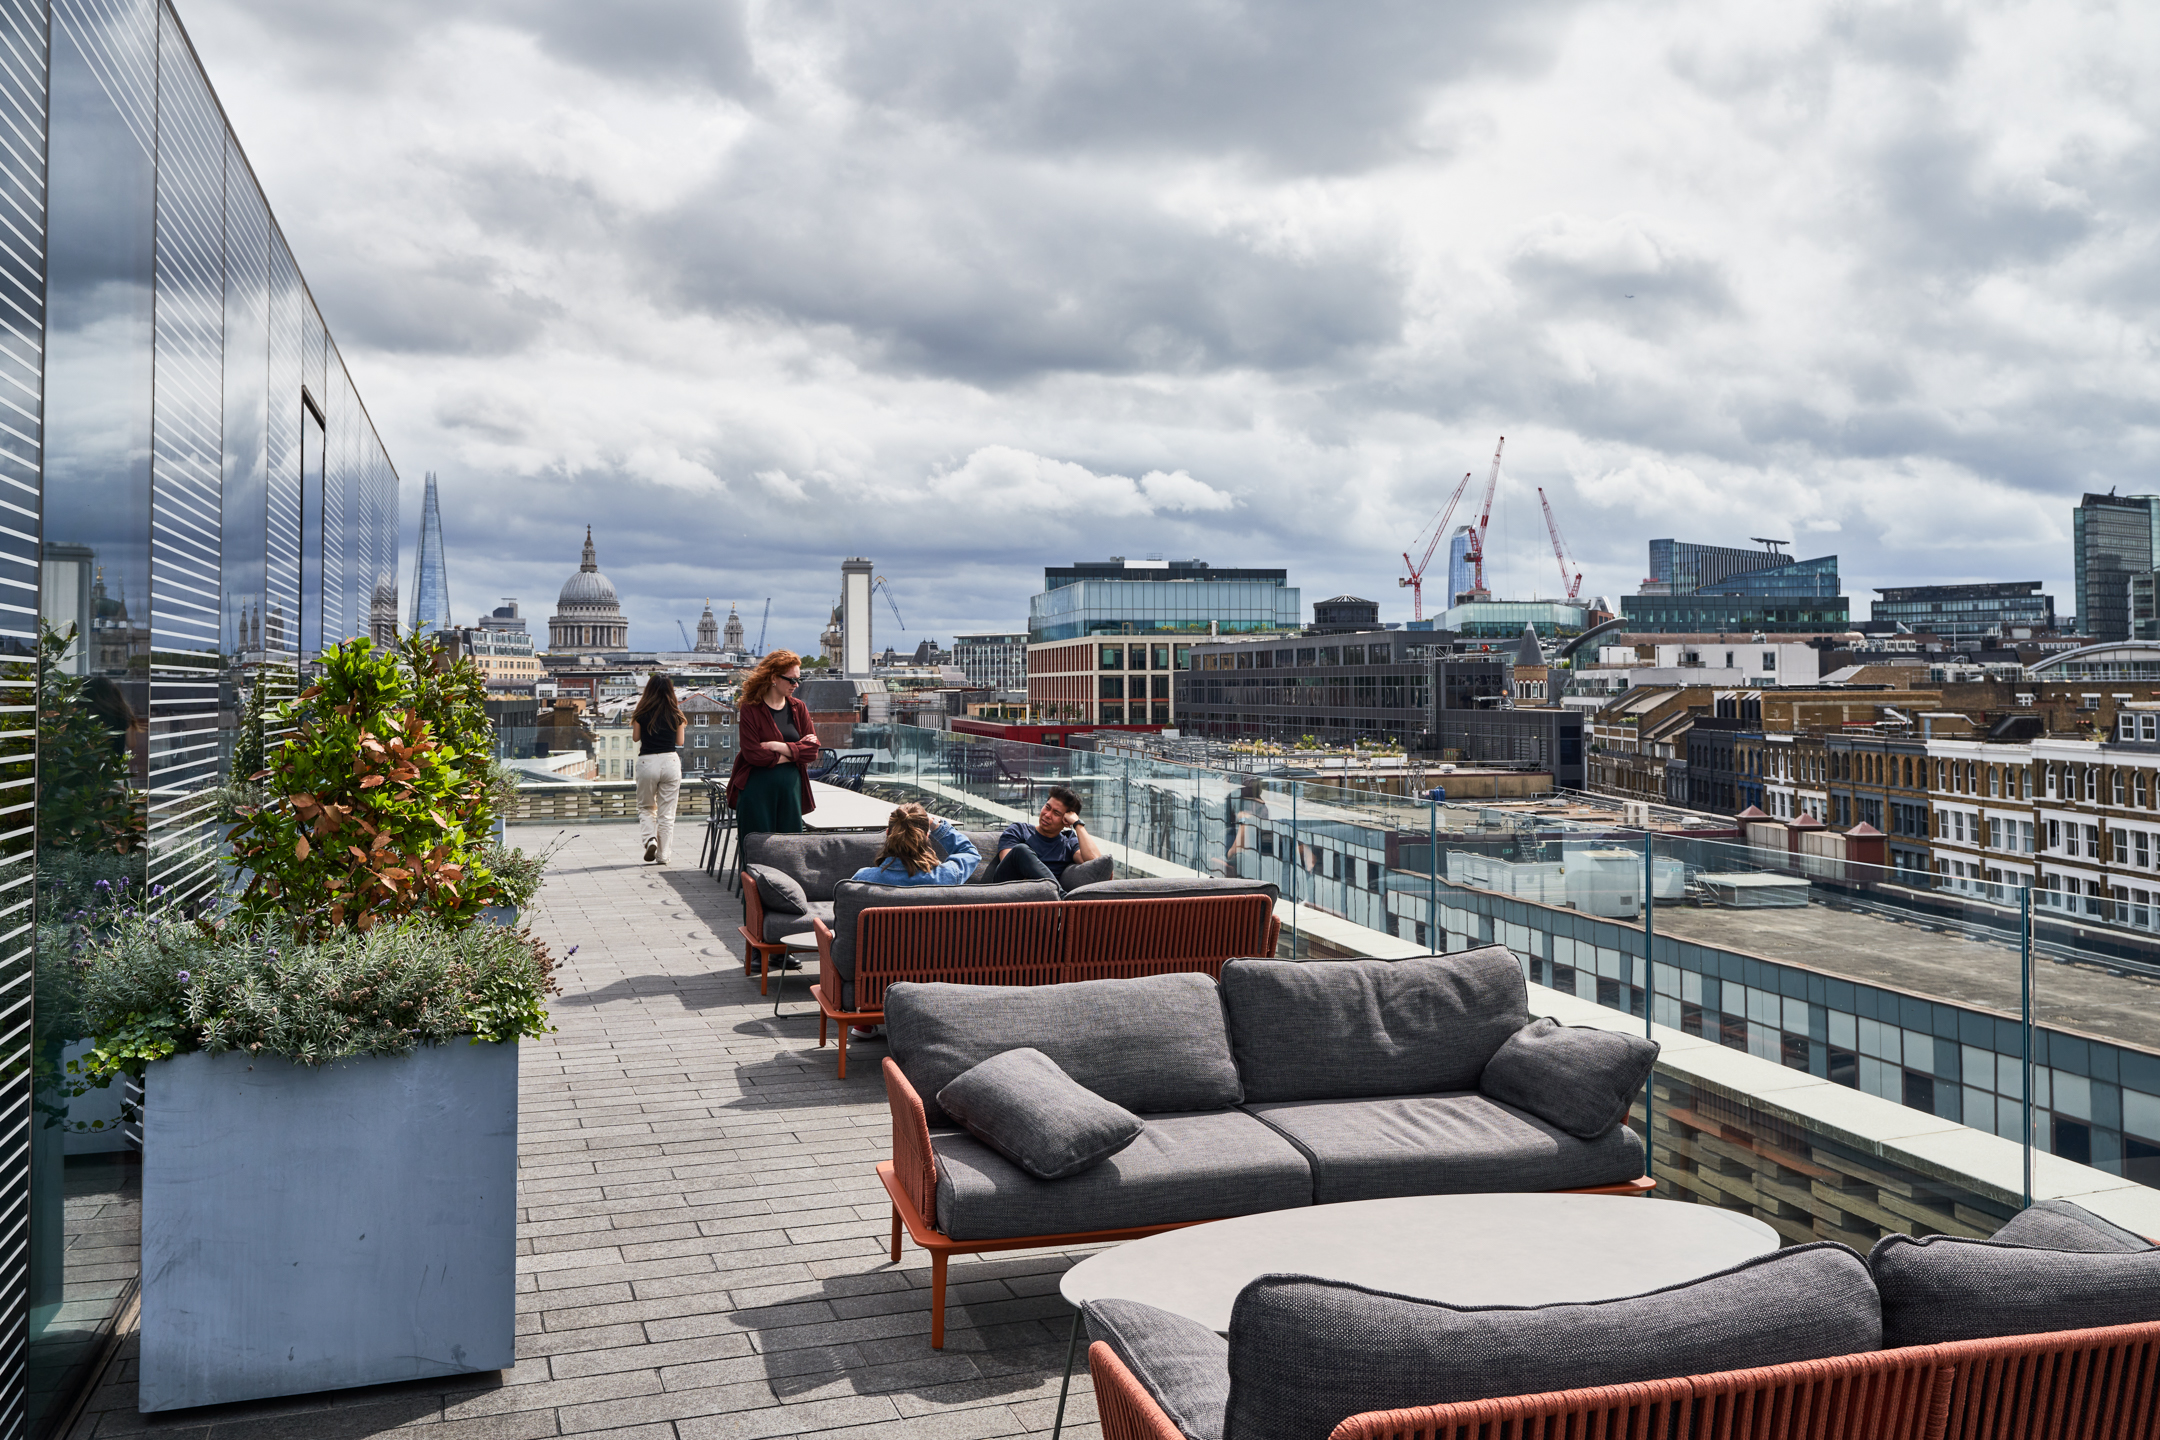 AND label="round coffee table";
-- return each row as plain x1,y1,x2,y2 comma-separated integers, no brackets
1046,1193,1776,1437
